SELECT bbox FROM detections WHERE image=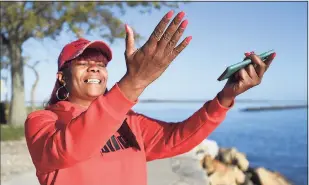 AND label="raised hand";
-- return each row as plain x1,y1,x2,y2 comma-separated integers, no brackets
122,10,191,89
218,51,277,107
